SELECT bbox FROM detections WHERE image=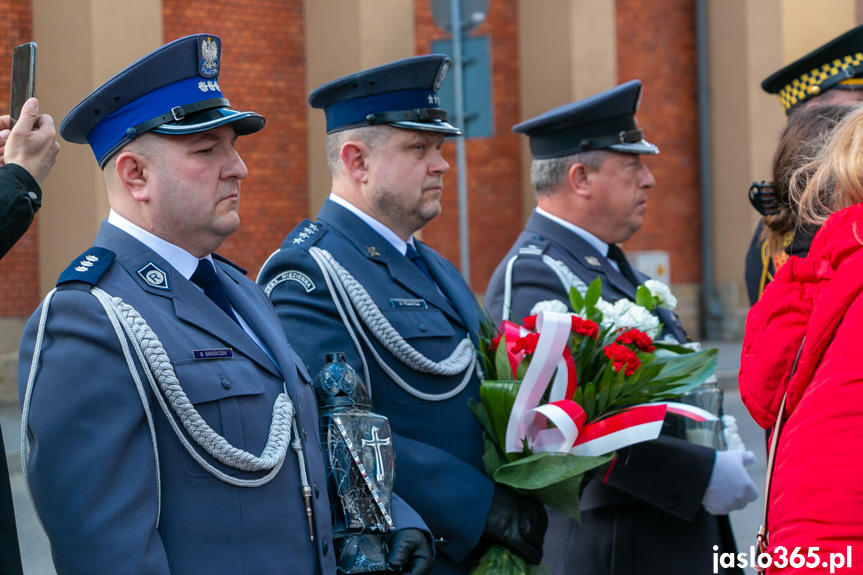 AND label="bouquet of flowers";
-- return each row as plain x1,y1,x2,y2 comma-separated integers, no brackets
468,278,718,574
